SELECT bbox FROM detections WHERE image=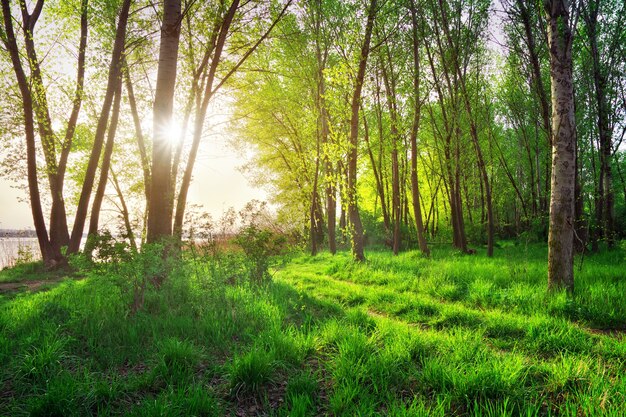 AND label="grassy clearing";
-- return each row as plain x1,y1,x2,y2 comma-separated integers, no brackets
0,243,624,416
